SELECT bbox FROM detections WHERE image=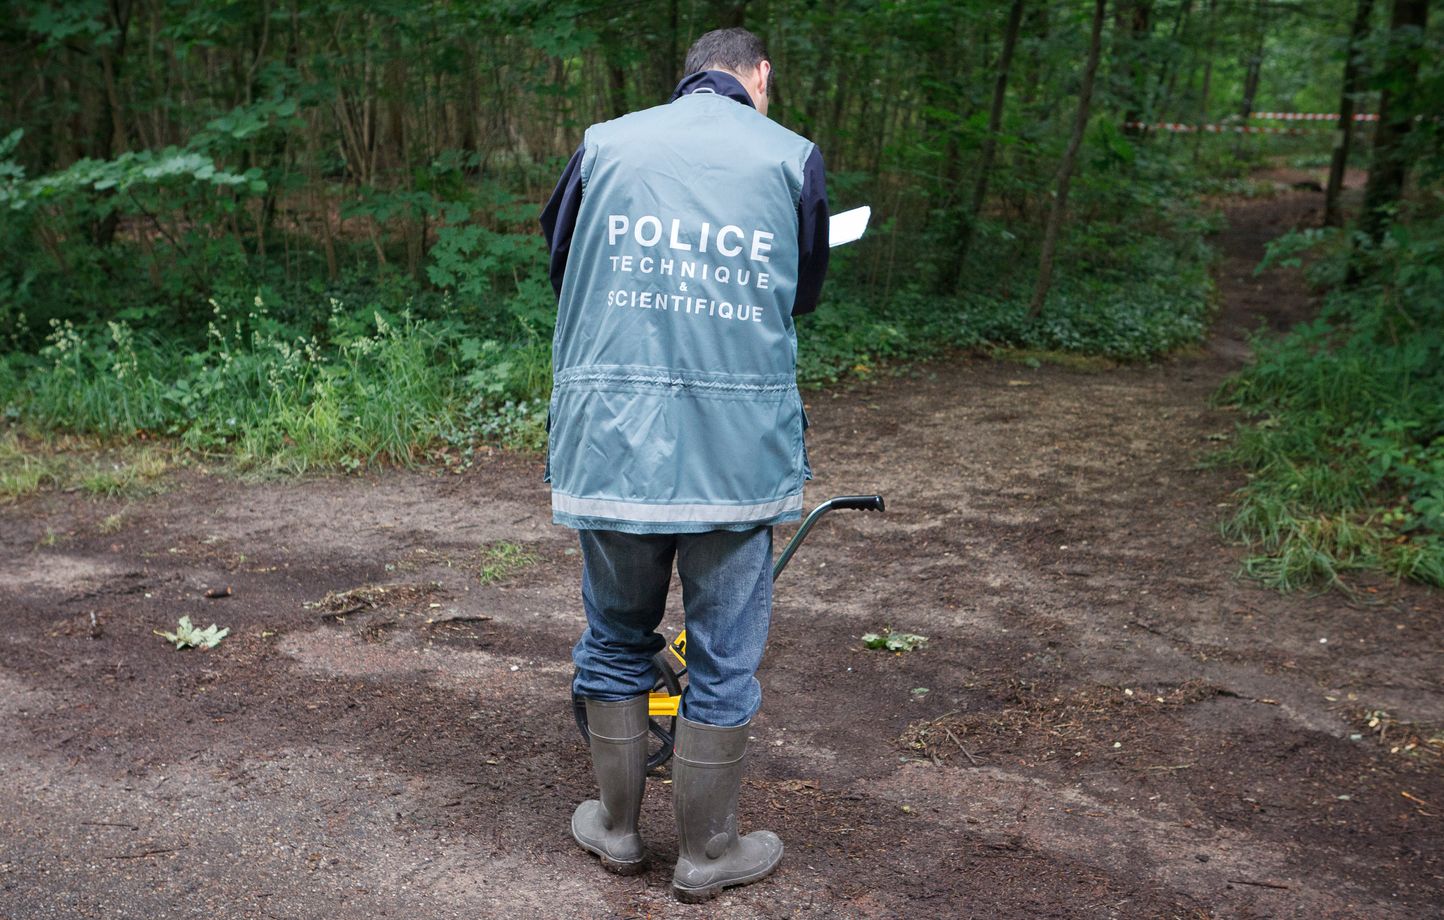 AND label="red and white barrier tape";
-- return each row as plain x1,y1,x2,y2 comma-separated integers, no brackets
1124,122,1334,135
1249,112,1378,122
